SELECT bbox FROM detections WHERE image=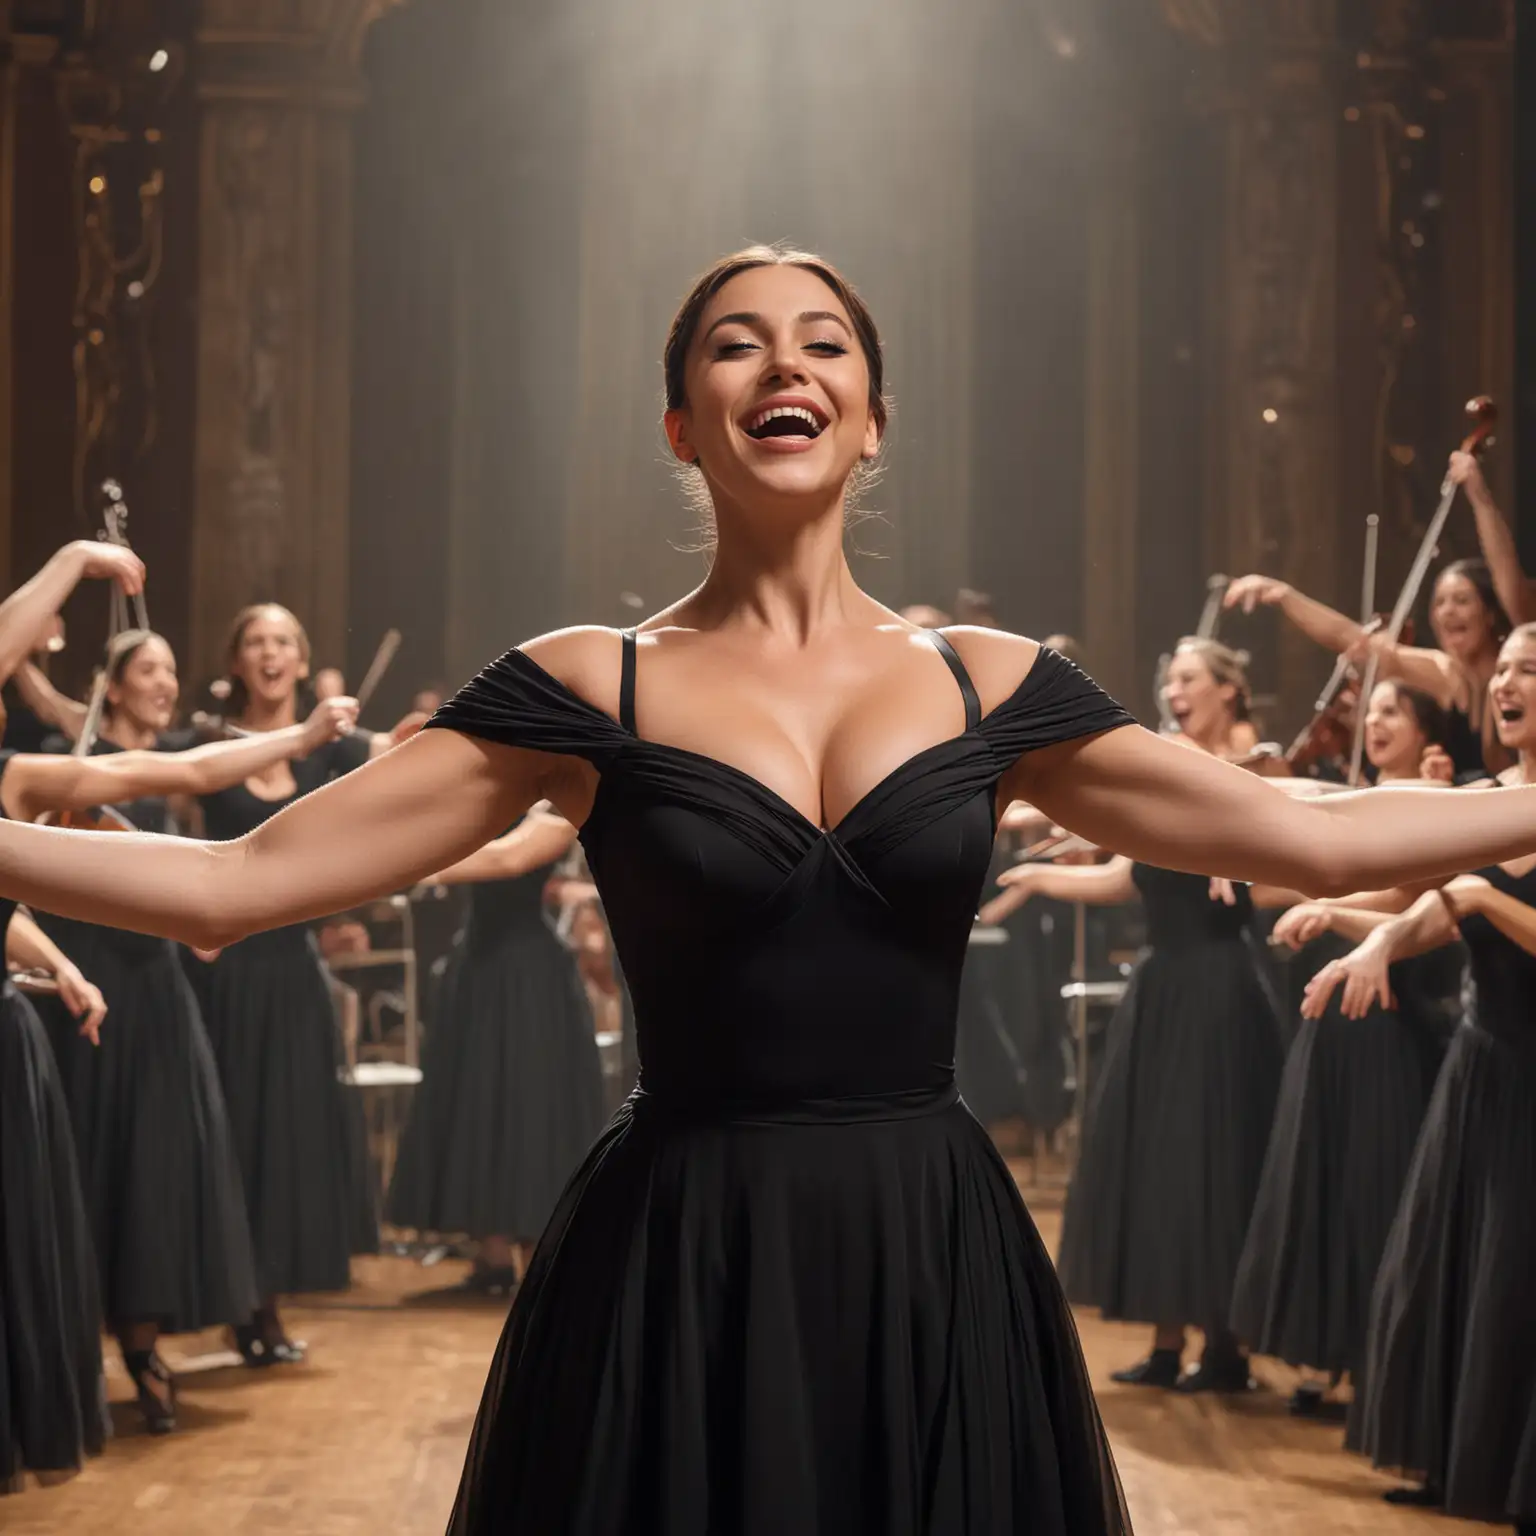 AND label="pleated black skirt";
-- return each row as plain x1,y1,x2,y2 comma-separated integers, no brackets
38,922,258,1333
1352,1023,1536,1523
1230,994,1444,1375
448,1086,1129,1535
187,929,377,1296
388,922,605,1240
0,984,108,1491
1058,938,1284,1329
